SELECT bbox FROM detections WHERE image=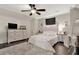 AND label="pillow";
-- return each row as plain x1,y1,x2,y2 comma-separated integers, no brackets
43,25,57,32
43,31,56,36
